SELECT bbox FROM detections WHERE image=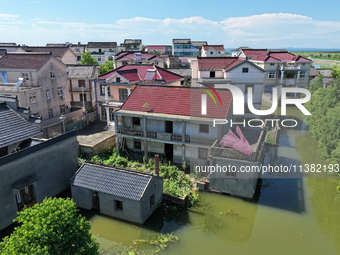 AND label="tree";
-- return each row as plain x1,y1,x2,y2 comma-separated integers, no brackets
331,65,340,78
99,60,114,74
80,52,98,65
0,197,99,255
305,79,340,162
308,75,324,94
